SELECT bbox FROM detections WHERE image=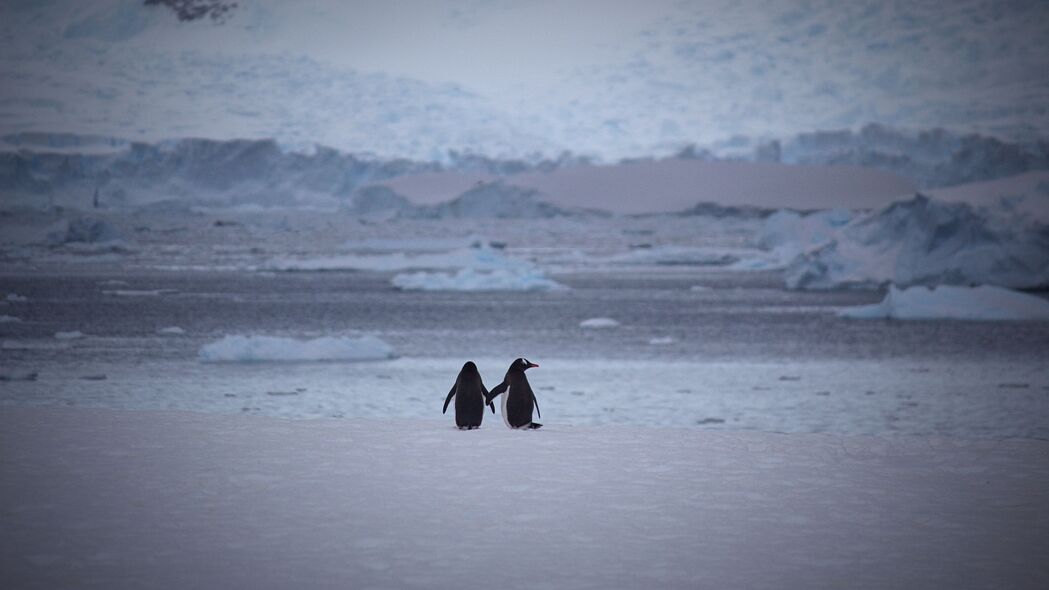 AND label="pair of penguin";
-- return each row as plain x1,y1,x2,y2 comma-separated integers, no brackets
442,358,542,430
